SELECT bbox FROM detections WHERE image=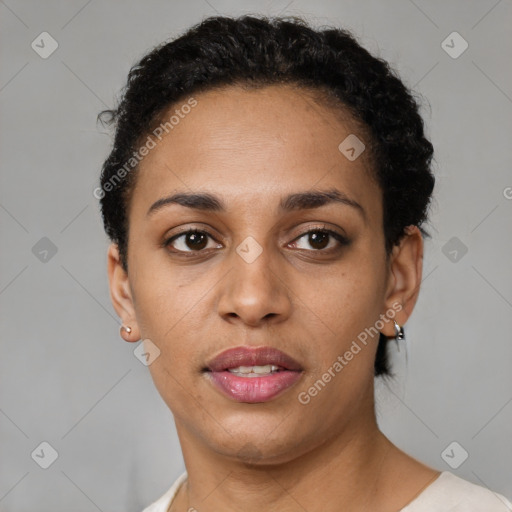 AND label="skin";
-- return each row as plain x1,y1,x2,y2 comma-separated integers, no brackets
108,84,440,511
